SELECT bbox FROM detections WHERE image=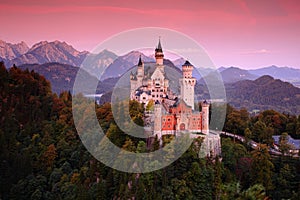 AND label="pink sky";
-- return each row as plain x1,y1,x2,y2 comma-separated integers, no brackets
0,0,299,69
